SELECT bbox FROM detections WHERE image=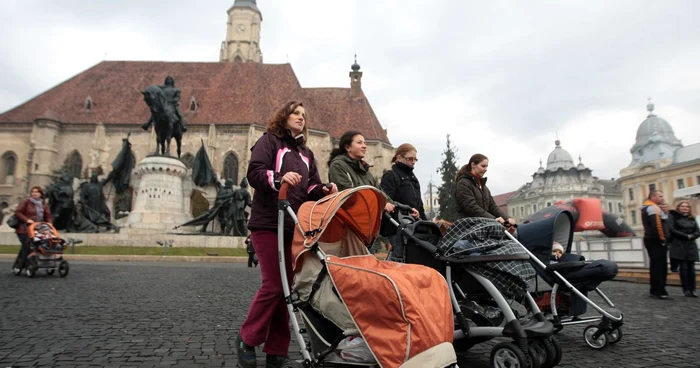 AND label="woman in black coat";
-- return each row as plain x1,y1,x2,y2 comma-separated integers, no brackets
454,153,514,226
667,201,700,297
